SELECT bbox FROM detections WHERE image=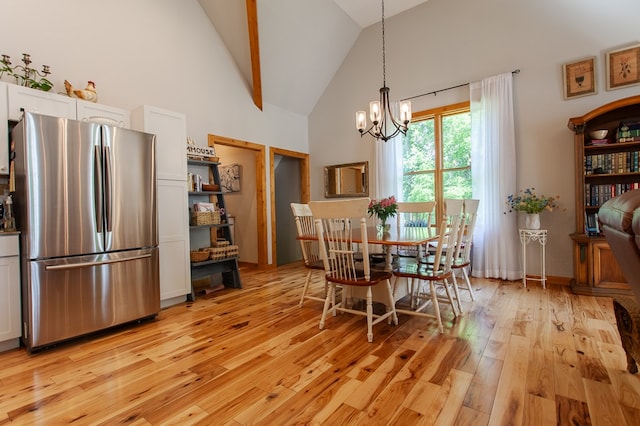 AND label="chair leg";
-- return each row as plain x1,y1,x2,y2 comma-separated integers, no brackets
385,279,398,325
462,267,475,301
430,280,444,333
299,269,313,307
366,286,374,342
319,284,335,330
450,273,464,314
440,277,459,317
